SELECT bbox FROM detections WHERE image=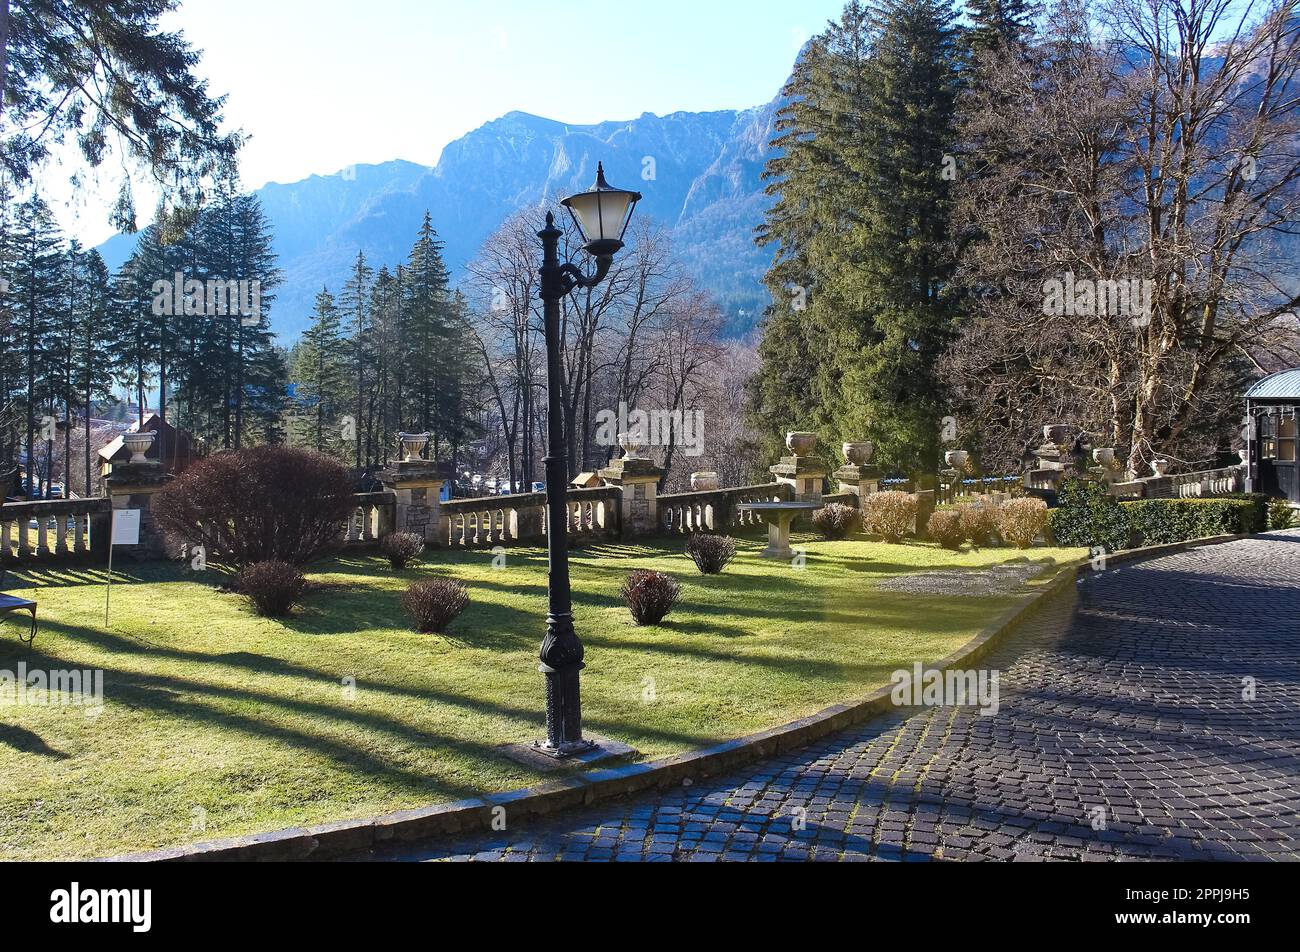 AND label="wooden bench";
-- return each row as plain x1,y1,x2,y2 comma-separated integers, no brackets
0,569,36,644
